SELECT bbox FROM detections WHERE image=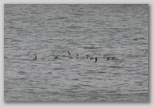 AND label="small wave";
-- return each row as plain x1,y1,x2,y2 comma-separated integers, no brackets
18,71,26,75
133,37,145,41
109,66,123,68
46,72,52,74
53,68,64,70
97,71,106,73
84,46,101,49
